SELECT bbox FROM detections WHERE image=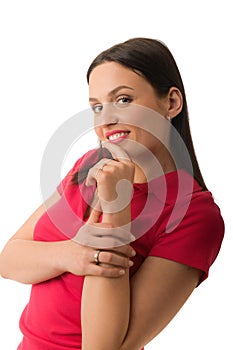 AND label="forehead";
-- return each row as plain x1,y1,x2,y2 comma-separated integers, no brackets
89,62,148,97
